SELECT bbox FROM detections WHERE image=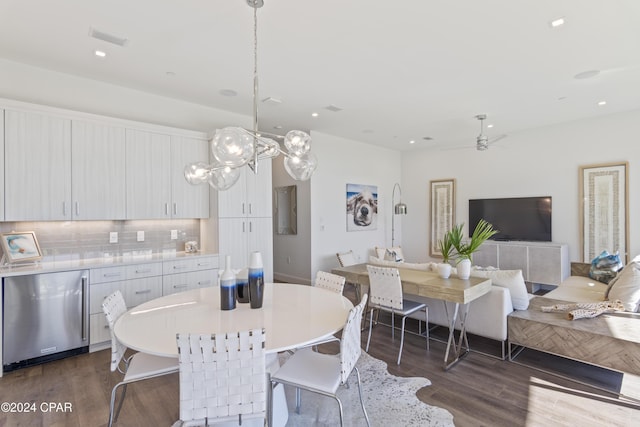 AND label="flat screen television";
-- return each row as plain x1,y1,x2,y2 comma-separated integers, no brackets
468,196,552,242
